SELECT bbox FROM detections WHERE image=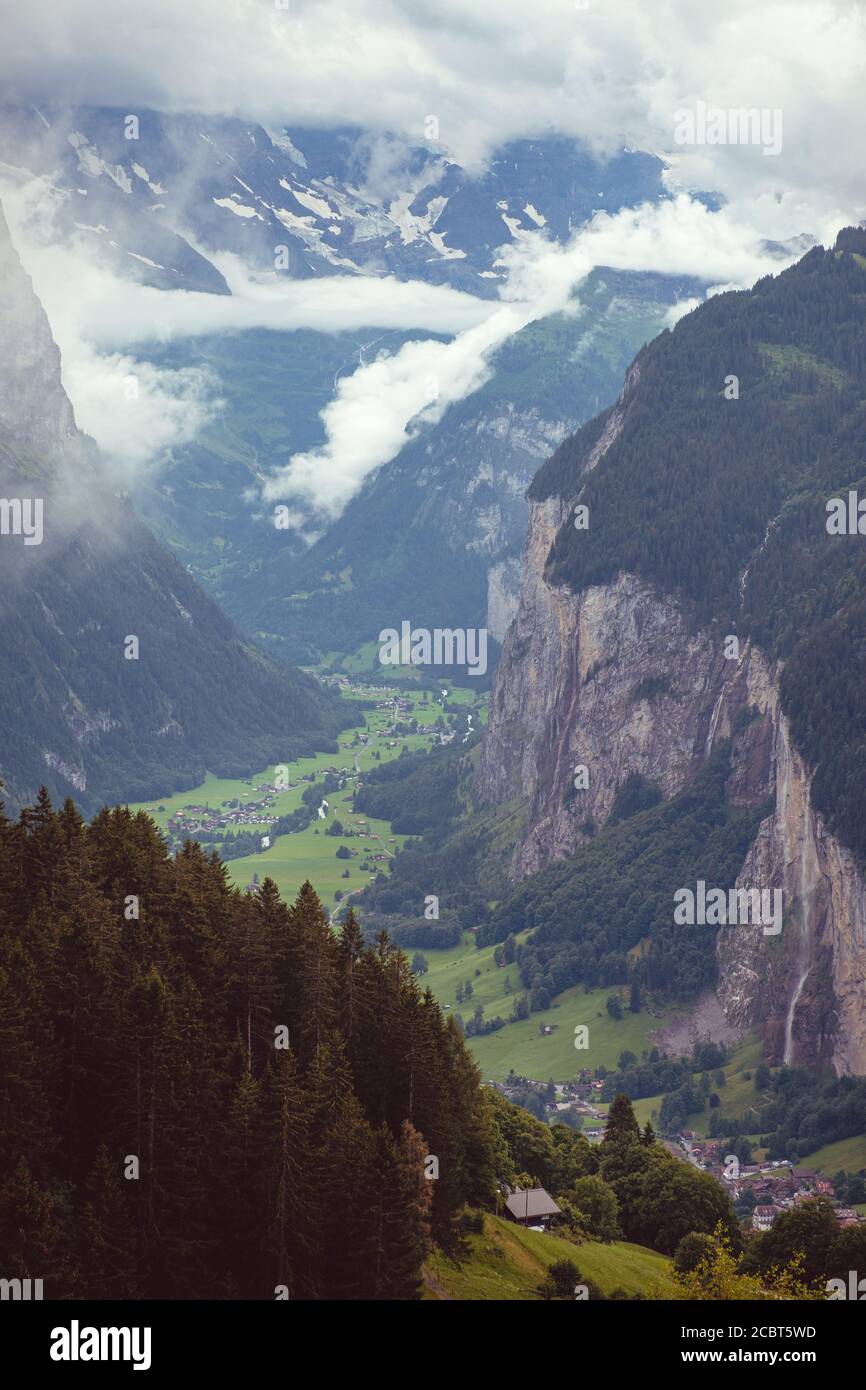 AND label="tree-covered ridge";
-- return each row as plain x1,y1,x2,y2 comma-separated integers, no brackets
0,789,755,1299
351,741,520,949
350,740,761,1001
477,745,765,1001
757,1068,866,1162
528,228,866,859
0,789,496,1299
